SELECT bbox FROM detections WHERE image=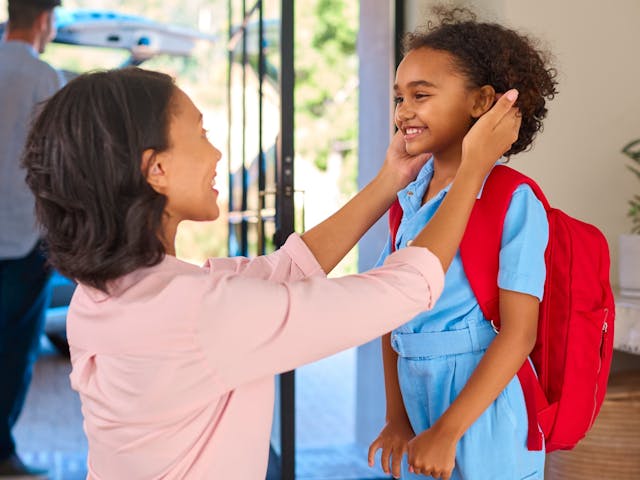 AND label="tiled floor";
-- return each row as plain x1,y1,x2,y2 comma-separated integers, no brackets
297,444,387,480
13,339,389,480
294,350,388,479
13,340,88,479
